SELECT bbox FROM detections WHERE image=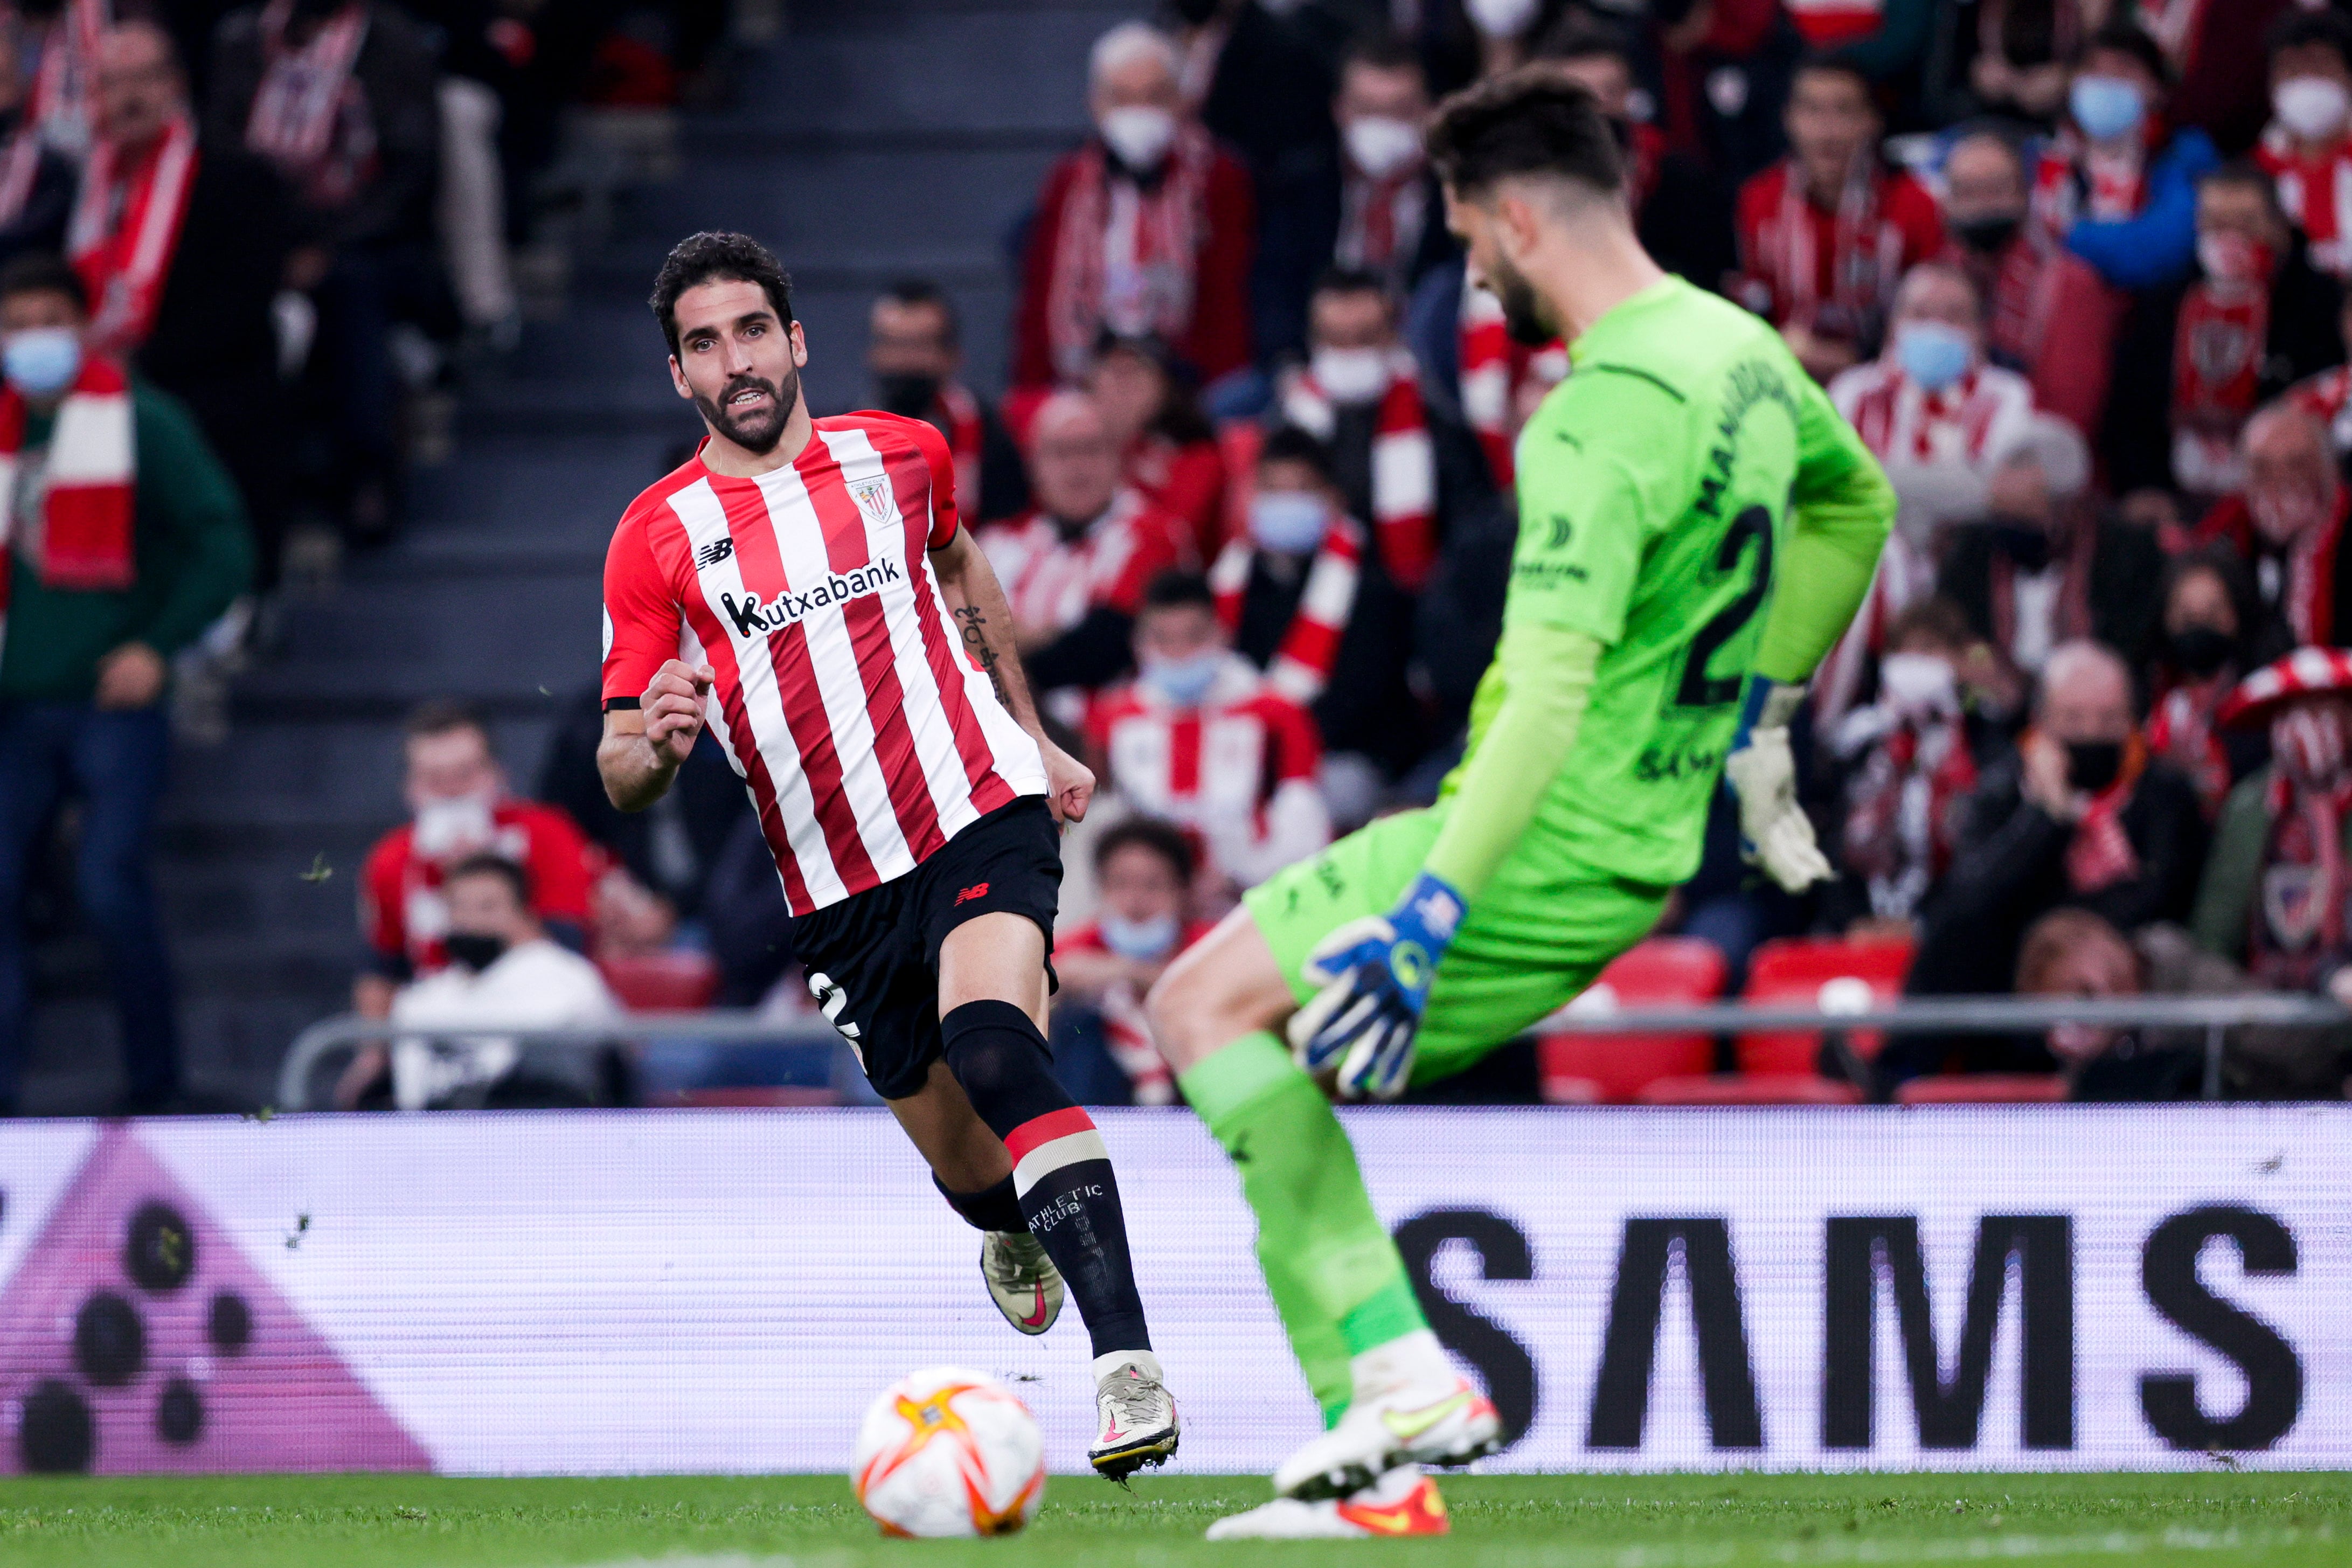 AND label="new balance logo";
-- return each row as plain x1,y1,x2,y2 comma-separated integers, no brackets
955,882,990,906
717,559,903,639
695,537,735,569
